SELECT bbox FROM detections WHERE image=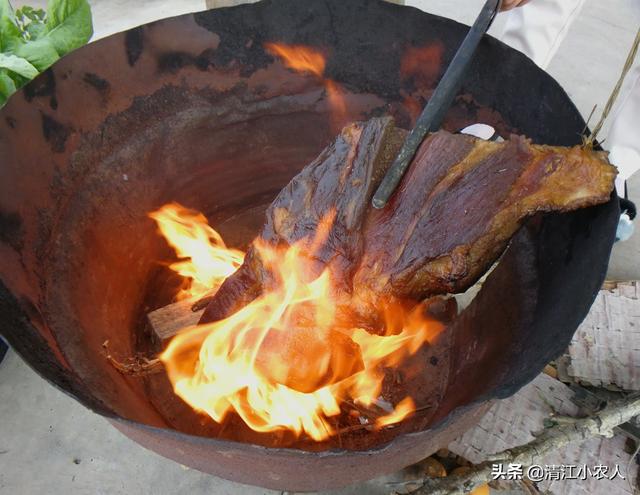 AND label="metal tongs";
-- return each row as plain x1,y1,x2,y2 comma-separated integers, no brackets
372,0,503,209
